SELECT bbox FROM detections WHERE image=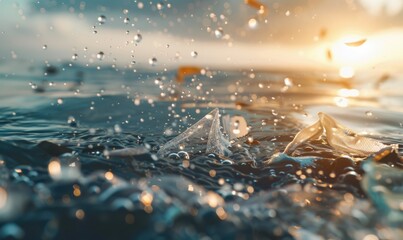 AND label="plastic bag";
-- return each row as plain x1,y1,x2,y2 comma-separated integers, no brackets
158,109,232,157
284,112,391,157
